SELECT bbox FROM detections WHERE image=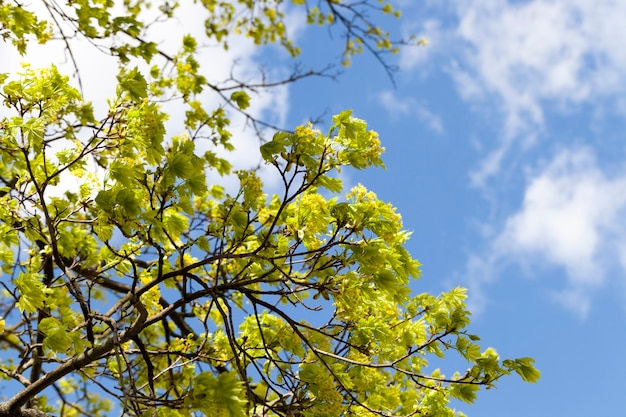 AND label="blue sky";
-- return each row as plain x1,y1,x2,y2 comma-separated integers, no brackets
3,0,626,415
